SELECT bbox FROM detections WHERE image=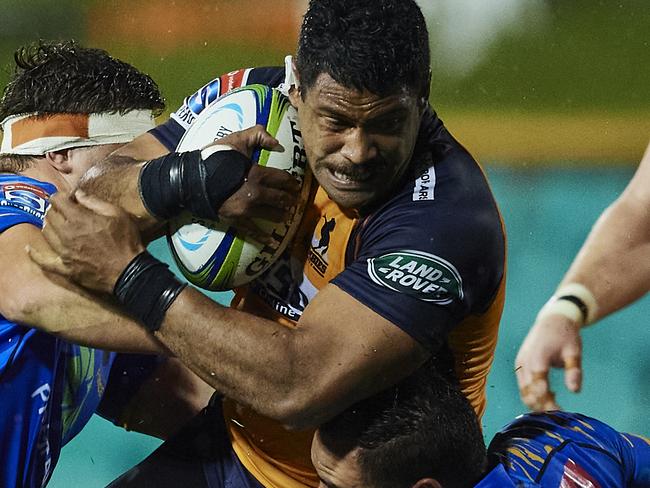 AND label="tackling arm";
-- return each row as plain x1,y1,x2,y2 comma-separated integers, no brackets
0,223,168,354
